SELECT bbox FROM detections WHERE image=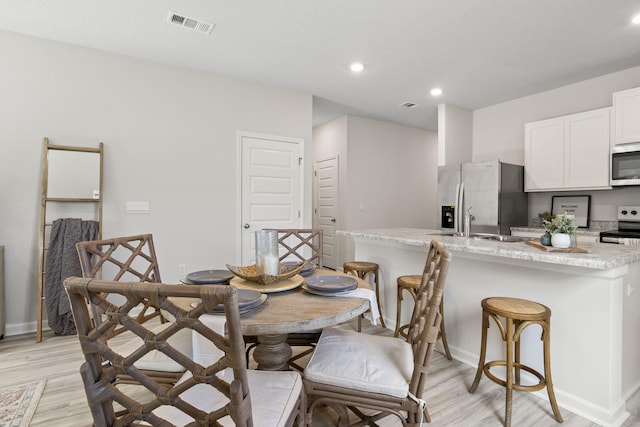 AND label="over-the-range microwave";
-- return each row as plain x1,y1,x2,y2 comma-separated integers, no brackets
611,142,640,186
